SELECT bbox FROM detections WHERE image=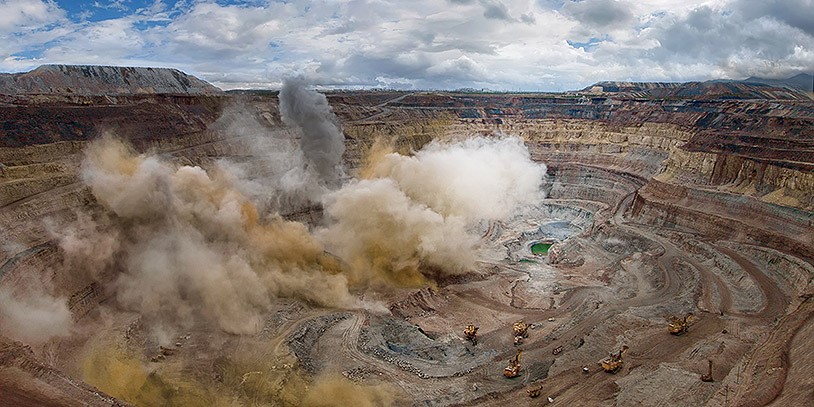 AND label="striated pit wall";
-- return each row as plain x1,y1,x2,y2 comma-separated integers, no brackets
332,90,813,268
